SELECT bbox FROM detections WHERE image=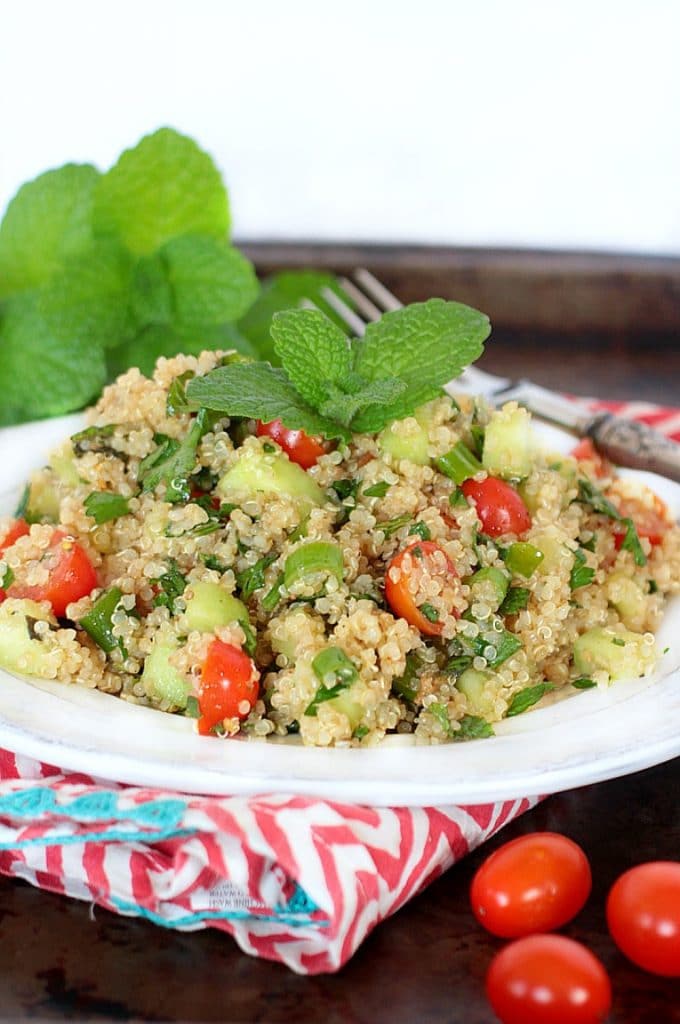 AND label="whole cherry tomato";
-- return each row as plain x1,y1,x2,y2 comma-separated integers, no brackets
198,639,260,736
461,477,532,538
486,934,612,1024
8,530,97,617
384,540,458,636
606,861,680,977
256,419,326,469
471,832,592,938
